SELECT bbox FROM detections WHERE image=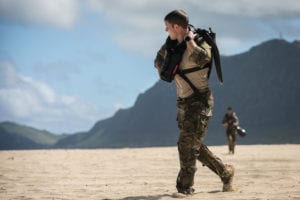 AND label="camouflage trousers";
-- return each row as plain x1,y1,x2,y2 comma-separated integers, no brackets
227,128,236,154
176,90,229,190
